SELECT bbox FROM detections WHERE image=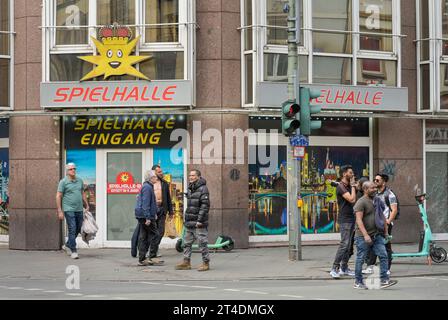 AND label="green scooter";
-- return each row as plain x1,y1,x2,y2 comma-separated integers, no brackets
392,192,447,264
175,226,235,253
